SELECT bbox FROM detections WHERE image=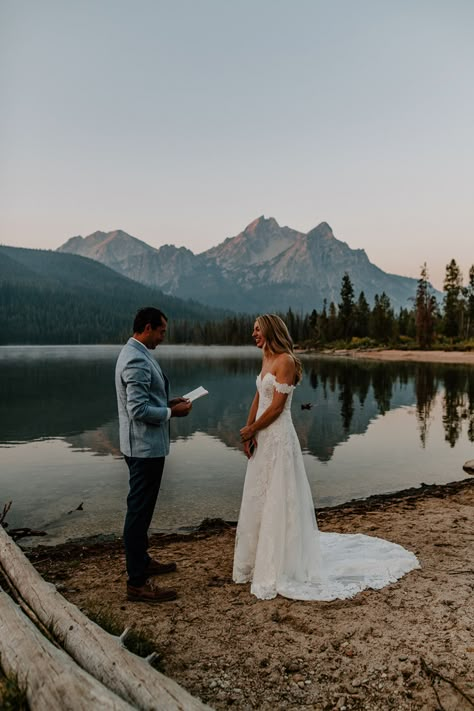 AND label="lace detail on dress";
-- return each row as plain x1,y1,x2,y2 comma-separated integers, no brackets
256,372,294,411
232,369,420,601
273,379,295,394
